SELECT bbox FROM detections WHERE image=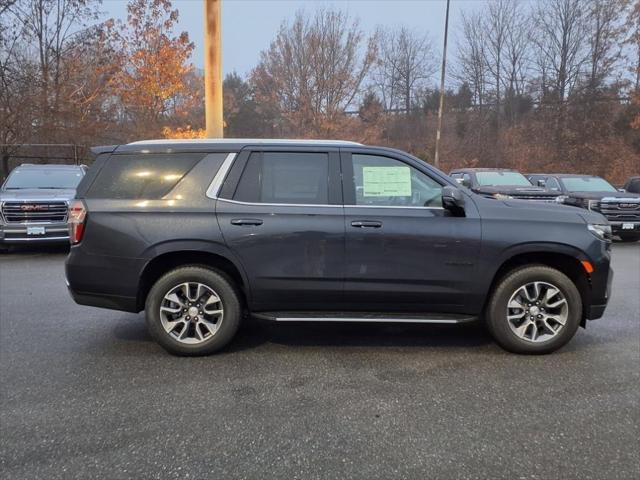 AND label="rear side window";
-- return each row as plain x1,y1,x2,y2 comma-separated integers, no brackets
234,152,329,204
86,153,204,199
